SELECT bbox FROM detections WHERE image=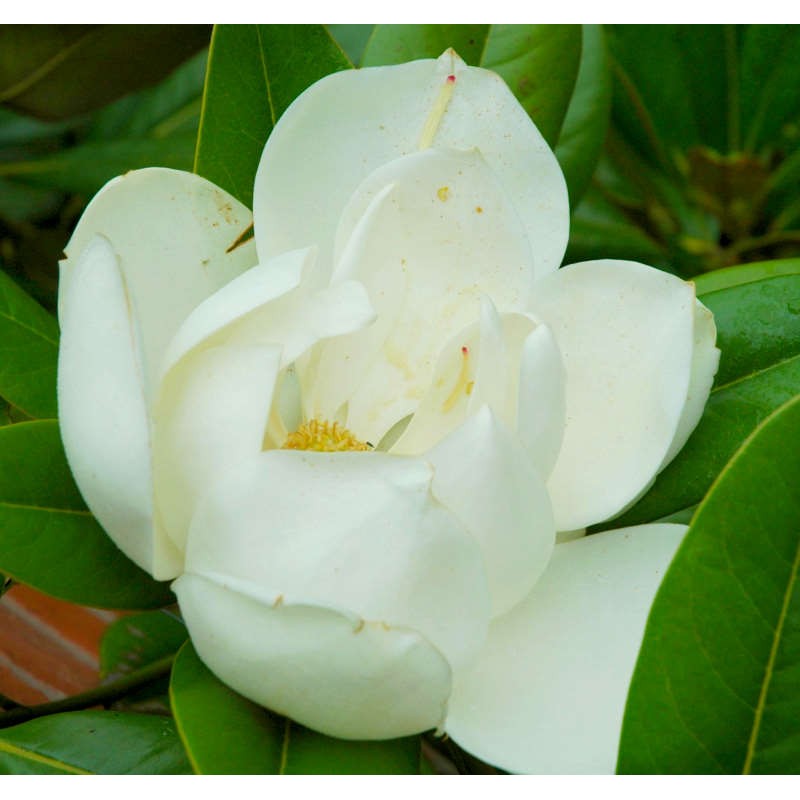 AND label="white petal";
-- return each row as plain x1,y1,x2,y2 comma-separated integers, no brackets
308,147,536,446
60,168,256,402
57,236,180,578
161,247,375,376
517,322,566,479
659,298,720,469
445,523,687,774
529,260,701,530
174,574,451,740
152,344,281,559
184,450,491,671
254,50,568,285
427,407,555,617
